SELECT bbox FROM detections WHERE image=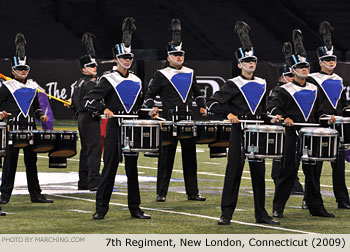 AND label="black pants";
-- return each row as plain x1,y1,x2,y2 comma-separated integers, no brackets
220,124,270,220
156,137,199,197
78,111,101,189
313,149,349,204
273,128,324,214
95,119,142,216
0,144,42,201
